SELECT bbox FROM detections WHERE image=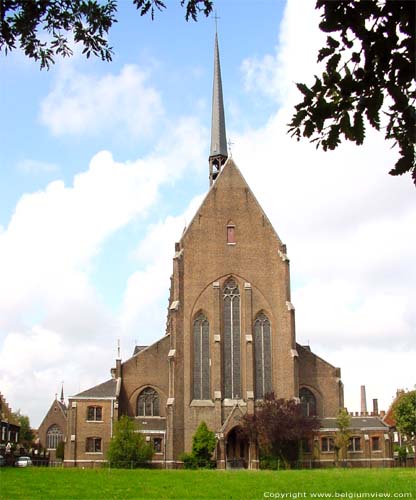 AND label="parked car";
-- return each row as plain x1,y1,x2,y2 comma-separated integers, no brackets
15,456,32,467
0,455,6,467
